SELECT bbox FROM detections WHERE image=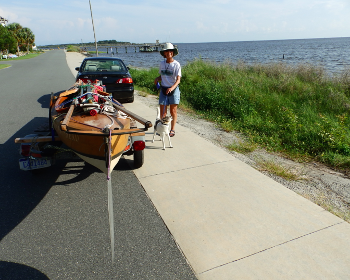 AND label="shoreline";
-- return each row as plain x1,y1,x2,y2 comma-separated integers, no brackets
64,50,350,223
